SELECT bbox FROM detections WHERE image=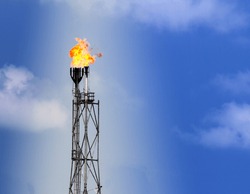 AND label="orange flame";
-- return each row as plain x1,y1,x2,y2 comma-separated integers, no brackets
69,37,102,68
